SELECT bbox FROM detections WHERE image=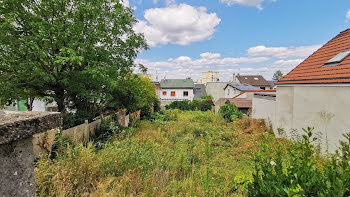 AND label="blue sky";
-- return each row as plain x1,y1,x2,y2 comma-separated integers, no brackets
125,0,350,81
